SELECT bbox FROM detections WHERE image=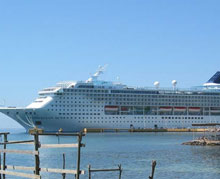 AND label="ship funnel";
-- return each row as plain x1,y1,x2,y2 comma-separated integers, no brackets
203,71,220,86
